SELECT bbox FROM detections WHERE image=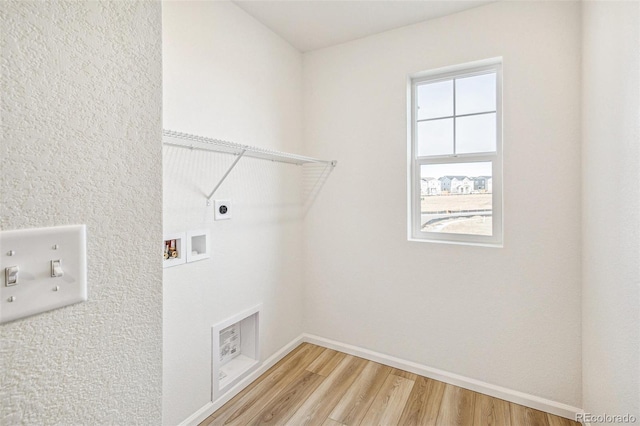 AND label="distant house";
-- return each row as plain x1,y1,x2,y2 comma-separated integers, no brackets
438,176,493,195
451,177,474,194
473,176,492,192
421,177,441,195
439,175,468,193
